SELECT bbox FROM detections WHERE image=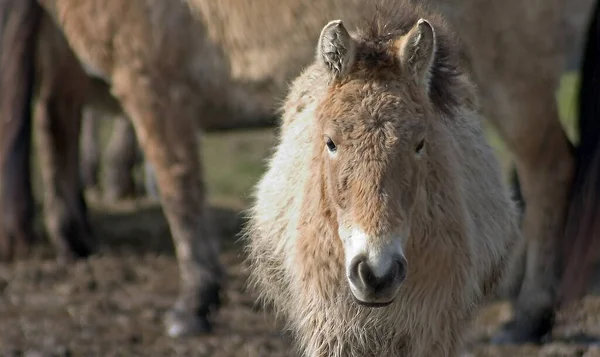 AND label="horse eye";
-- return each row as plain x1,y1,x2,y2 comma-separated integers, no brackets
415,139,425,154
325,137,337,153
